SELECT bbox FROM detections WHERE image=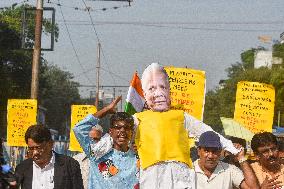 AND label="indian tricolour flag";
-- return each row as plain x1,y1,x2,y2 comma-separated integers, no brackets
124,72,145,115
